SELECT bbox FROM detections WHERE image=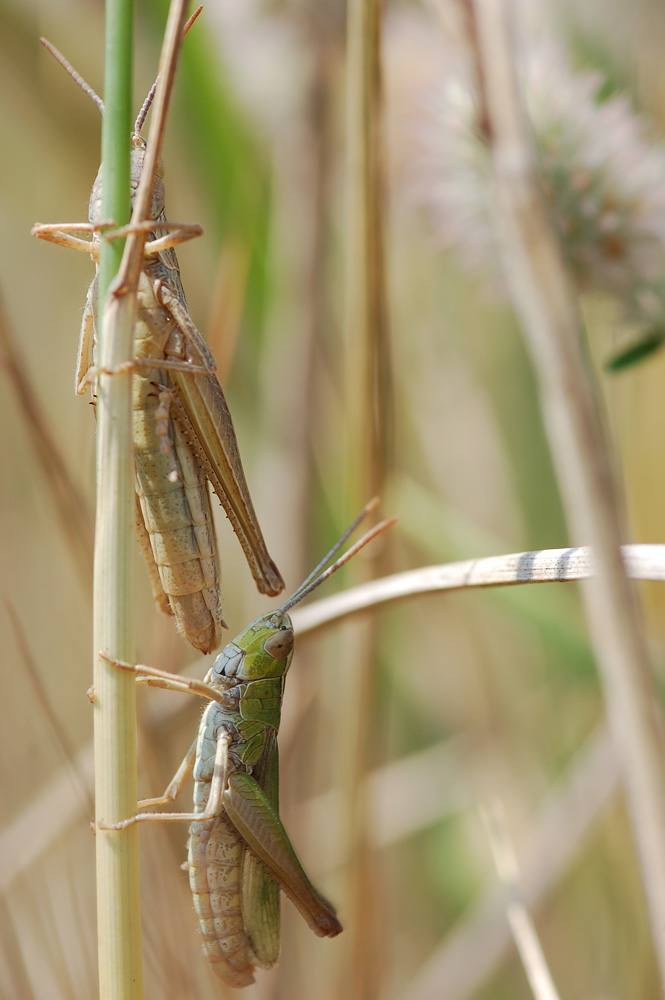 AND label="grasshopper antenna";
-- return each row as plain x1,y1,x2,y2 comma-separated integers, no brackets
278,500,397,614
286,498,379,606
134,5,204,136
41,6,204,130
40,38,105,114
